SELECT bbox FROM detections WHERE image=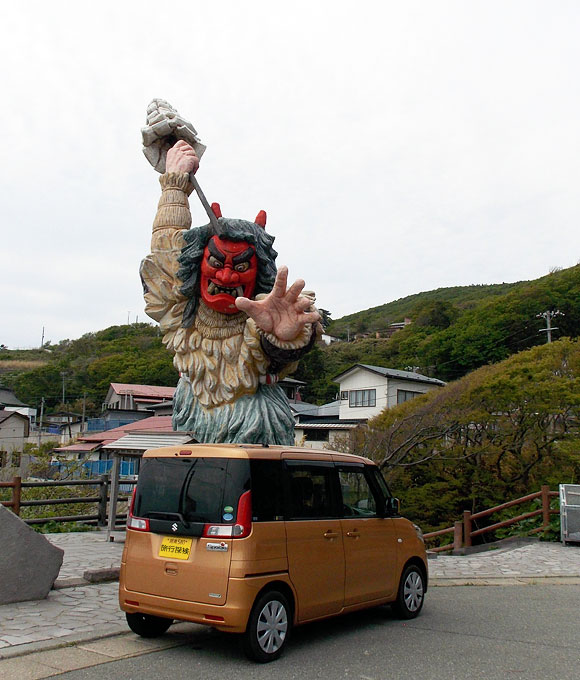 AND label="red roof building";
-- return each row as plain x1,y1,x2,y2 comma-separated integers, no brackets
104,383,176,411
